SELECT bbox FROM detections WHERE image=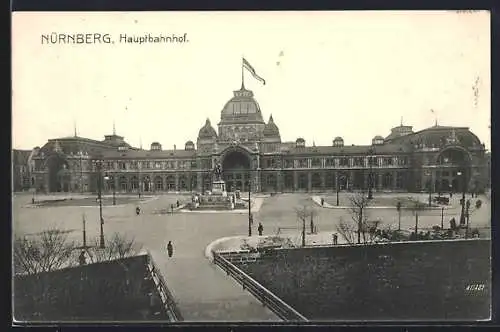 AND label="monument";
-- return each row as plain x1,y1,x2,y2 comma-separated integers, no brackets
211,163,227,197
186,163,248,211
